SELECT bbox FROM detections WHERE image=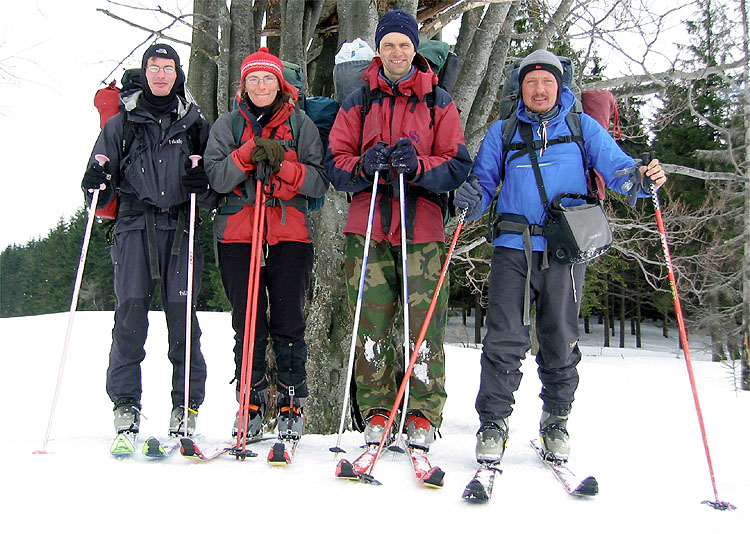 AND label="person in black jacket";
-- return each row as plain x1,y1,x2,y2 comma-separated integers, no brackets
82,43,217,440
